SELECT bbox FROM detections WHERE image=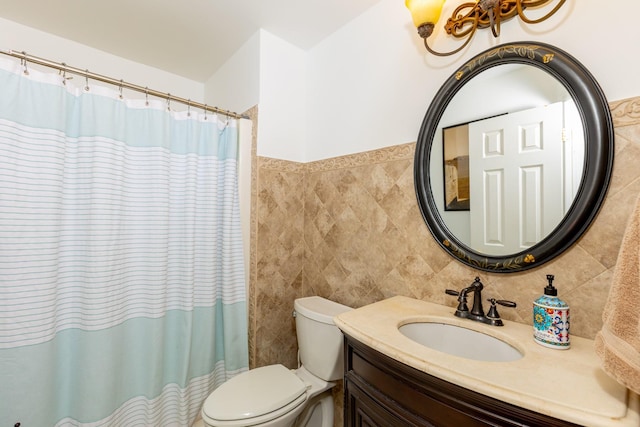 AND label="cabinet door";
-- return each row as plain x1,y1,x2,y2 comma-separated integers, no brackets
345,377,435,427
